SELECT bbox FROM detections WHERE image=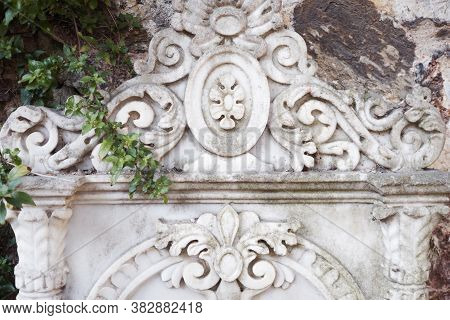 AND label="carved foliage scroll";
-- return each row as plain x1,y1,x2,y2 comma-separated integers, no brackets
6,207,72,300
372,204,449,300
88,205,364,300
0,0,446,173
